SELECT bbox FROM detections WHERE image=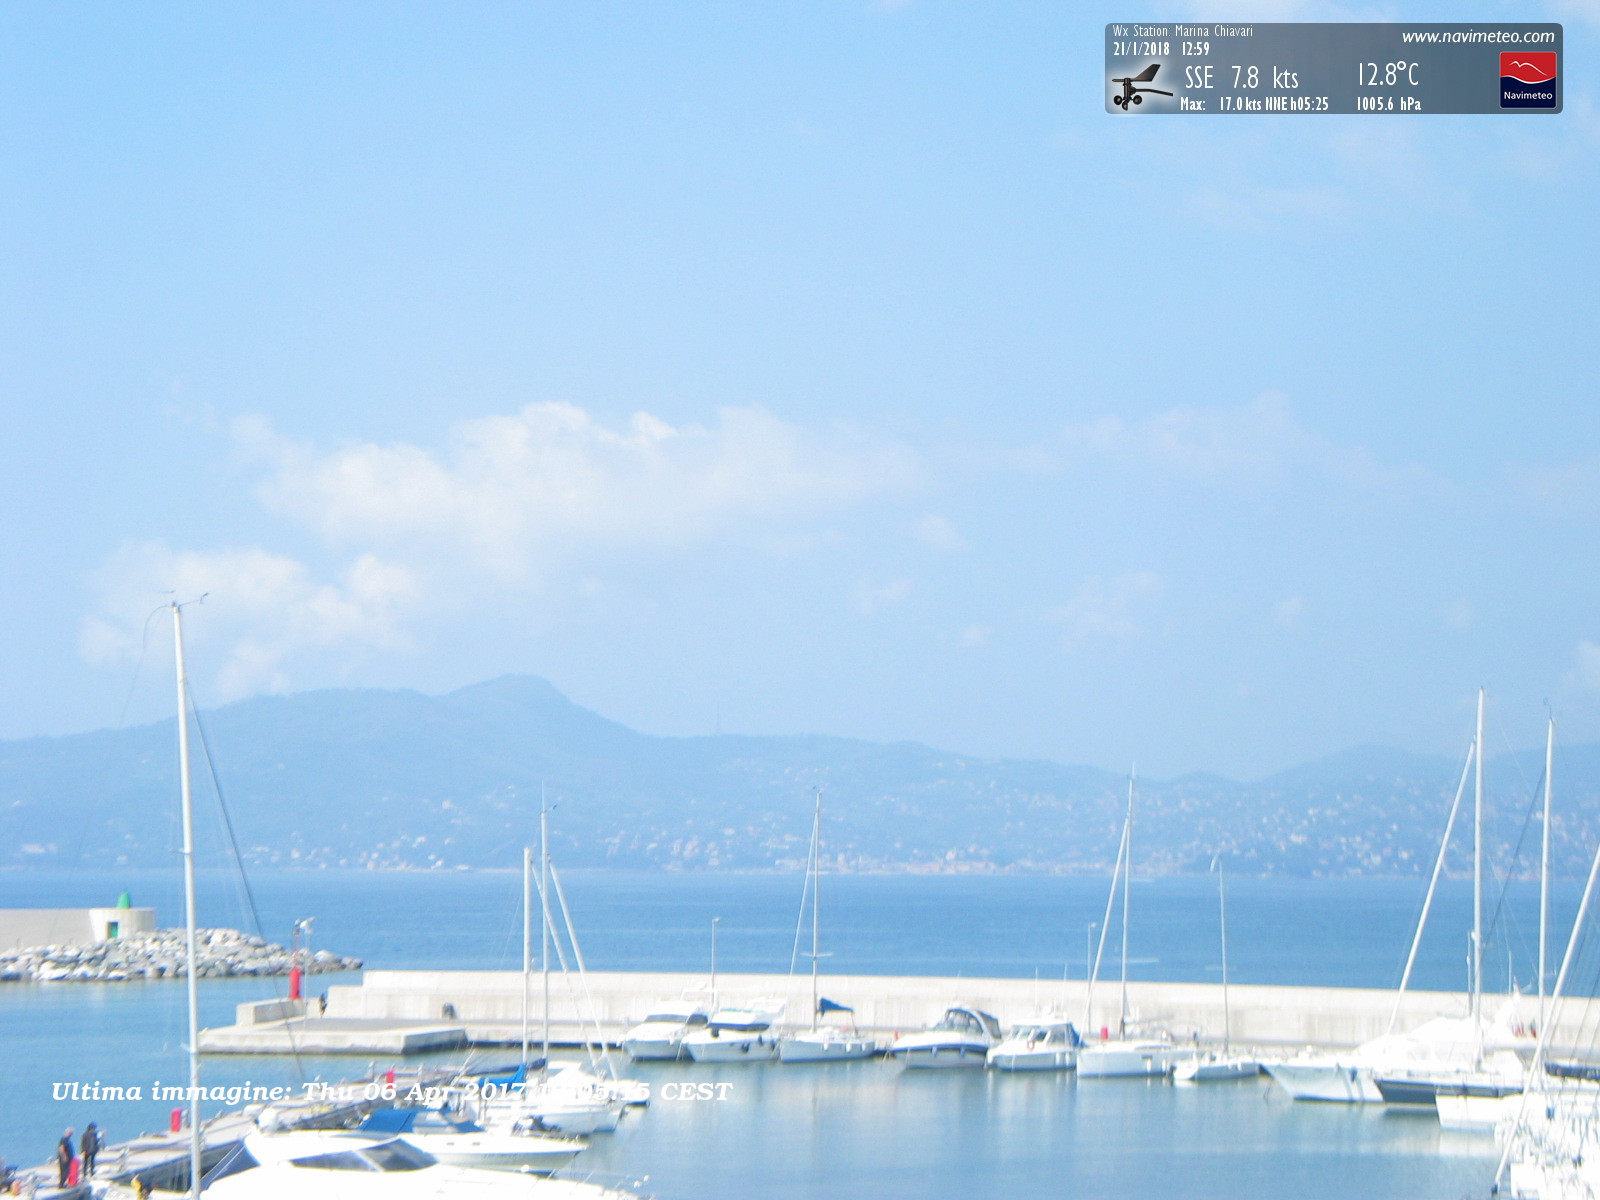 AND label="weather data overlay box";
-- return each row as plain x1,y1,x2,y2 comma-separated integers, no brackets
1104,24,1562,114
